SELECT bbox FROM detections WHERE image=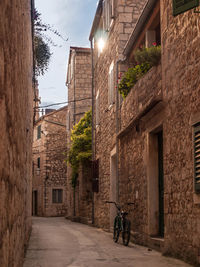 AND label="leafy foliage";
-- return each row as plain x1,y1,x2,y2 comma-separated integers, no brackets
34,35,51,76
68,110,92,188
33,8,68,77
134,45,161,66
118,45,161,98
118,63,151,98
